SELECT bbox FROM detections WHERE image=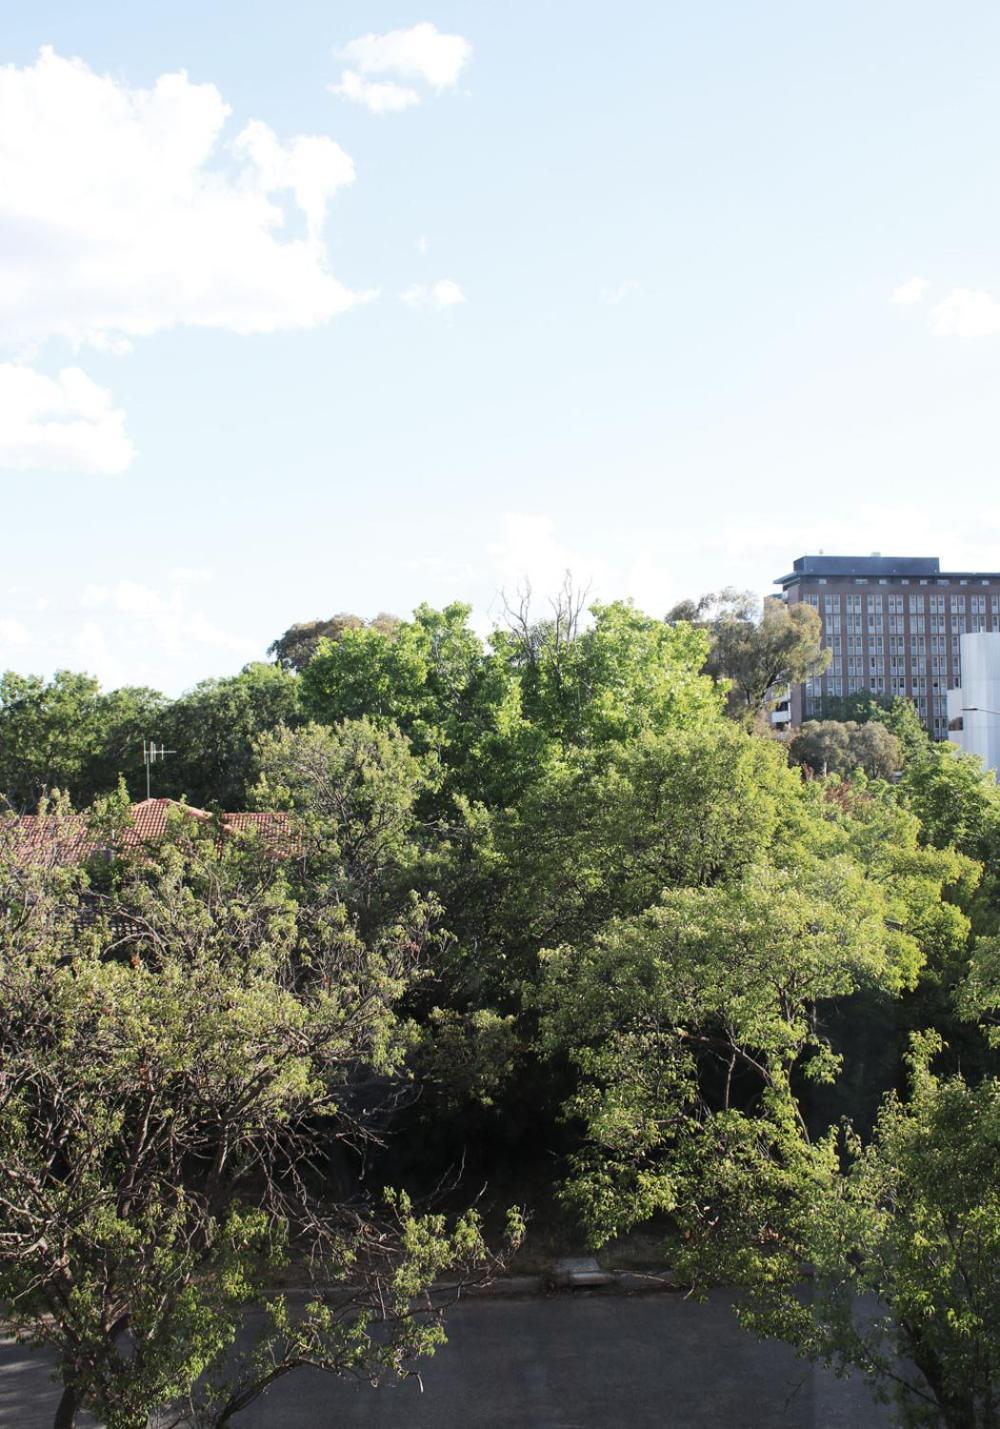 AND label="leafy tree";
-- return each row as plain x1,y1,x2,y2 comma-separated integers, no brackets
790,719,901,780
268,613,401,673
878,696,933,764
672,1034,1000,1429
667,589,829,717
480,723,798,988
789,719,854,777
0,800,519,1429
711,595,829,717
251,718,433,927
301,603,483,749
896,740,1000,864
0,671,165,808
493,596,720,749
530,744,990,1428
161,662,302,810
818,694,930,767
302,596,722,807
850,720,903,780
533,847,933,1232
